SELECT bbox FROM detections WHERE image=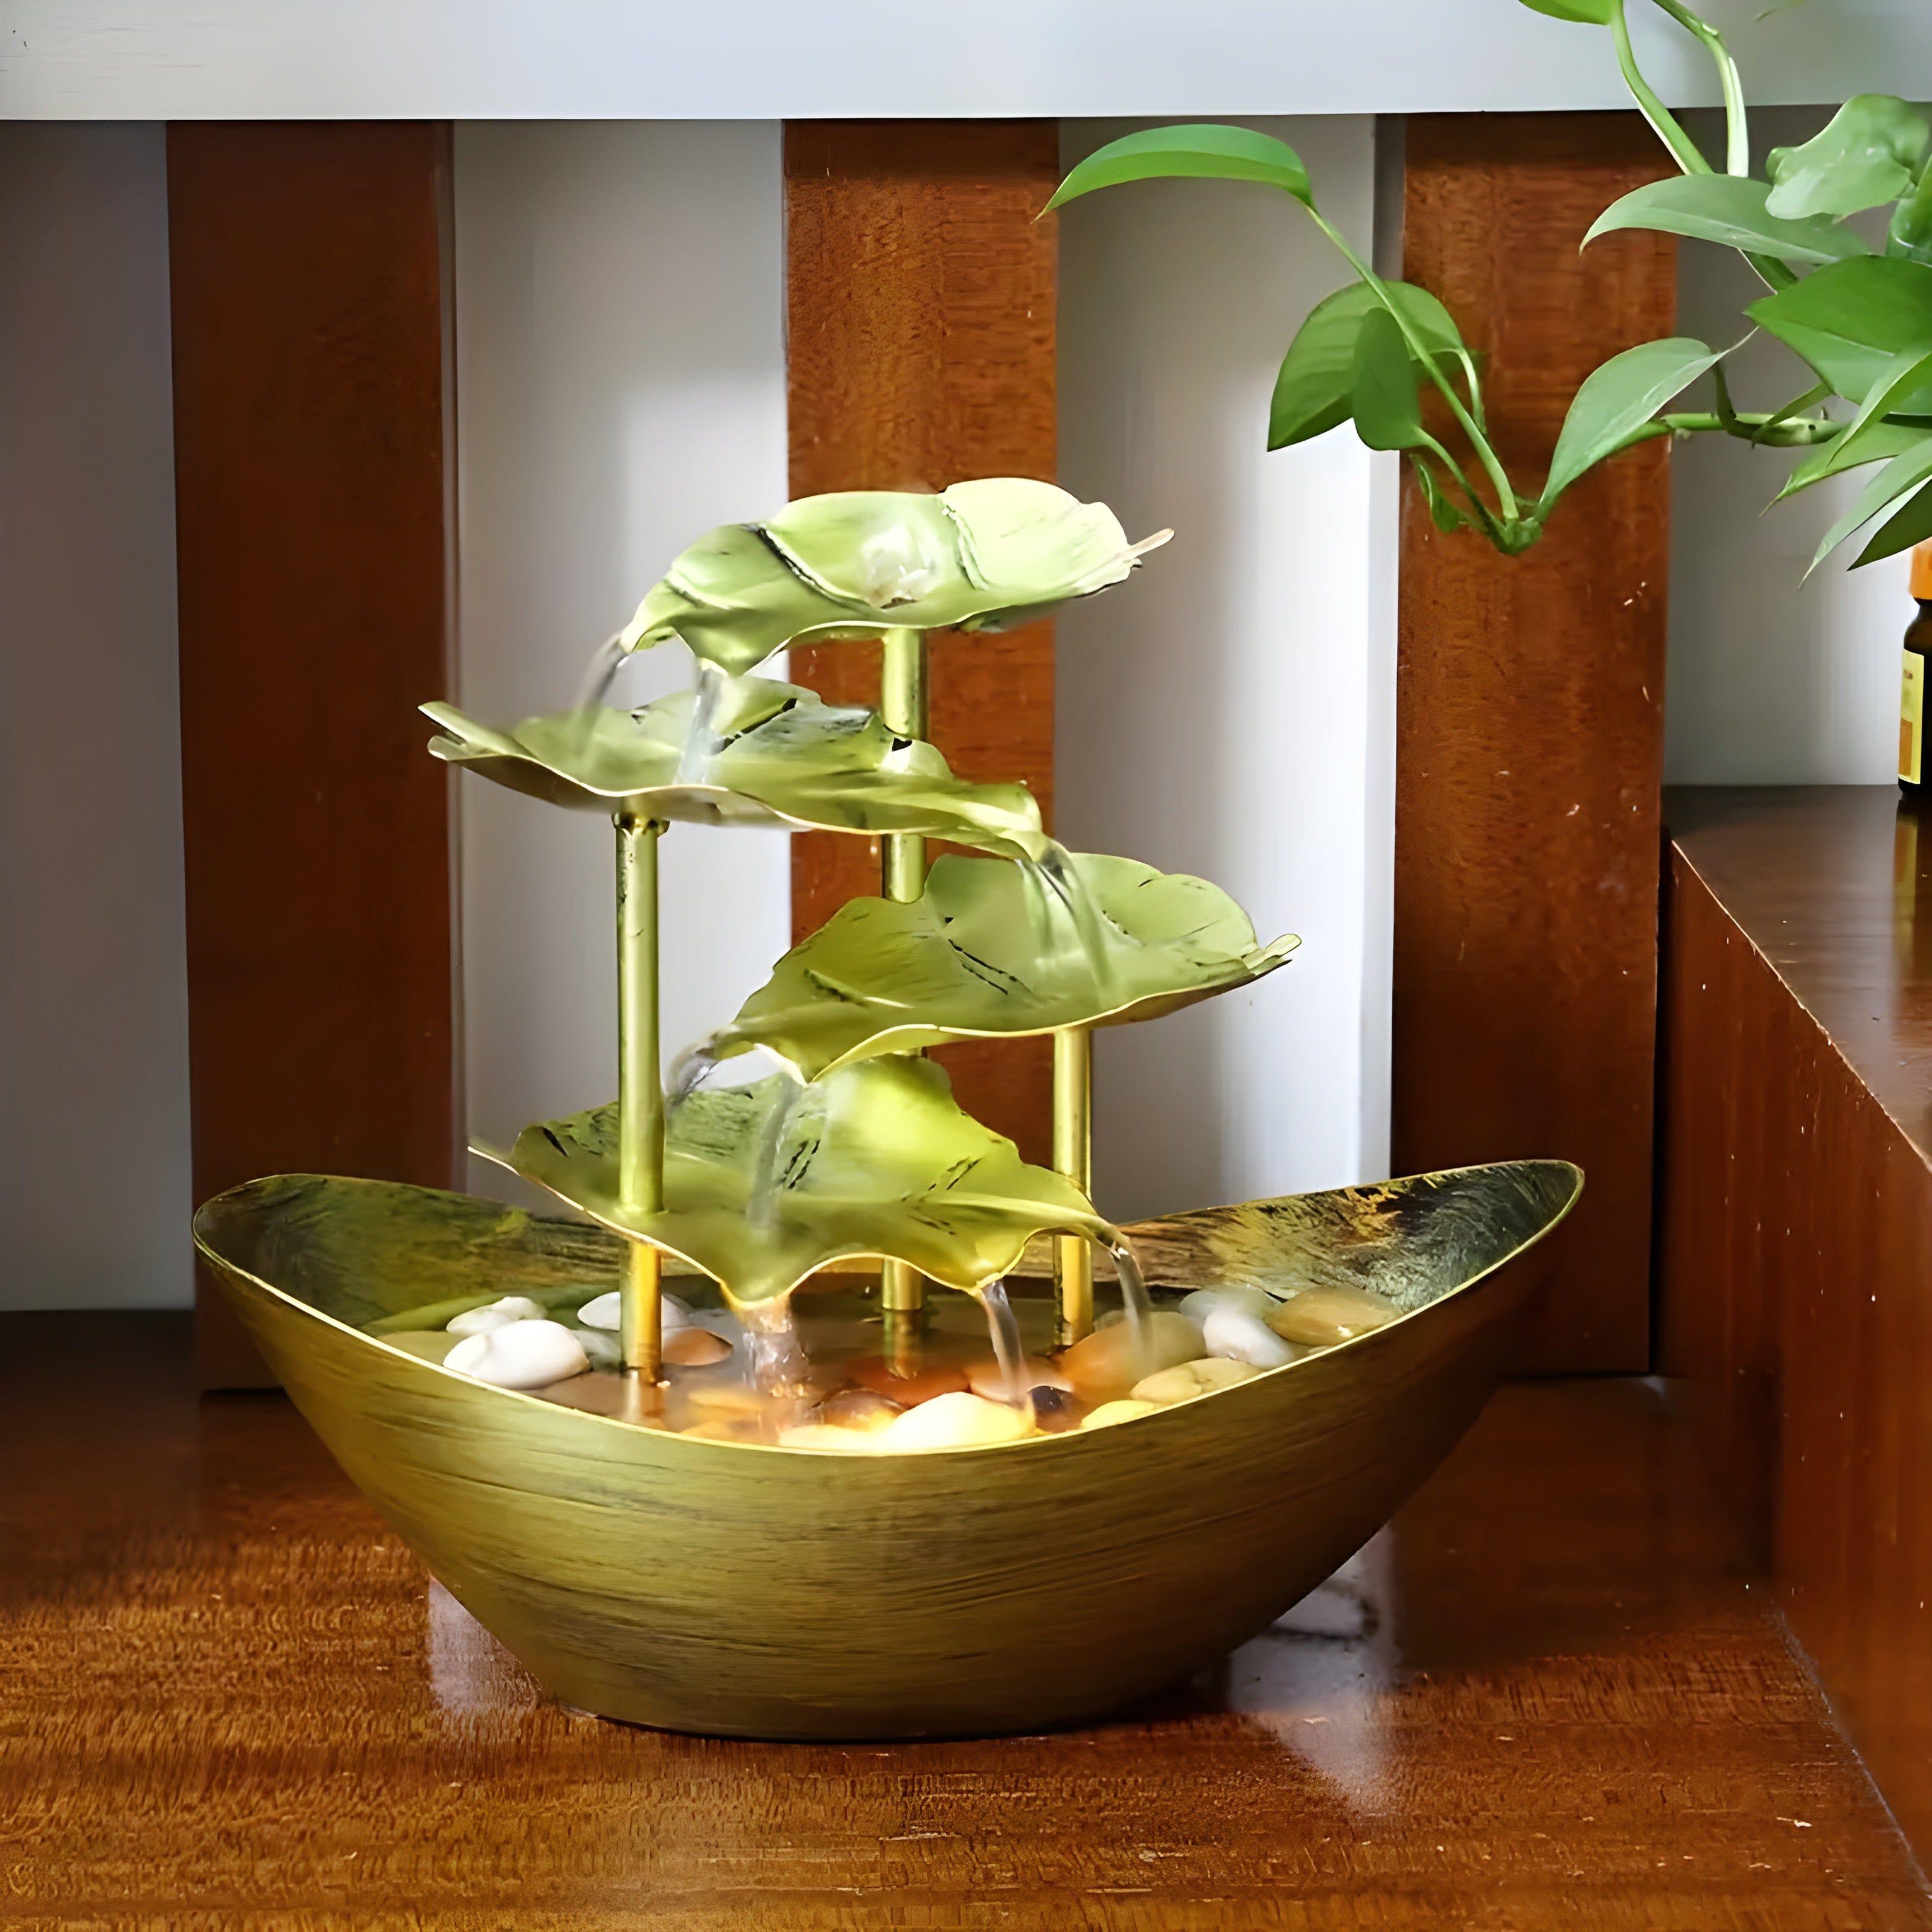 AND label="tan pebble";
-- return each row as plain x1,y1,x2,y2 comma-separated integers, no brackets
1058,1311,1206,1404
777,1422,881,1454
814,1388,903,1433
964,1354,1072,1401
1131,1356,1262,1405
679,1416,766,1443
662,1327,735,1367
681,1378,764,1415
848,1356,971,1404
1081,1398,1162,1430
1267,1285,1399,1347
880,1391,1035,1451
